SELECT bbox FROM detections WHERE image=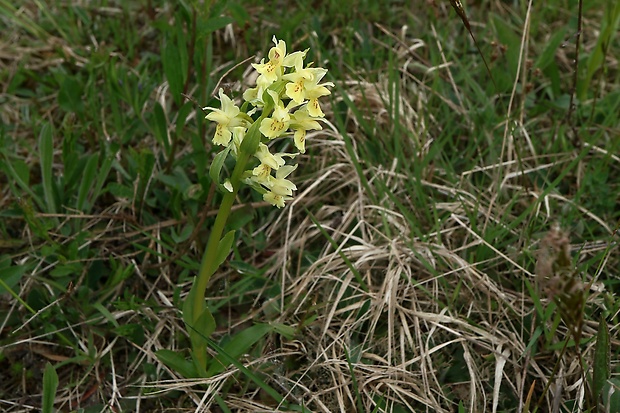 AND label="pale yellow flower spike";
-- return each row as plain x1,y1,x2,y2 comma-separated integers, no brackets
204,36,332,209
